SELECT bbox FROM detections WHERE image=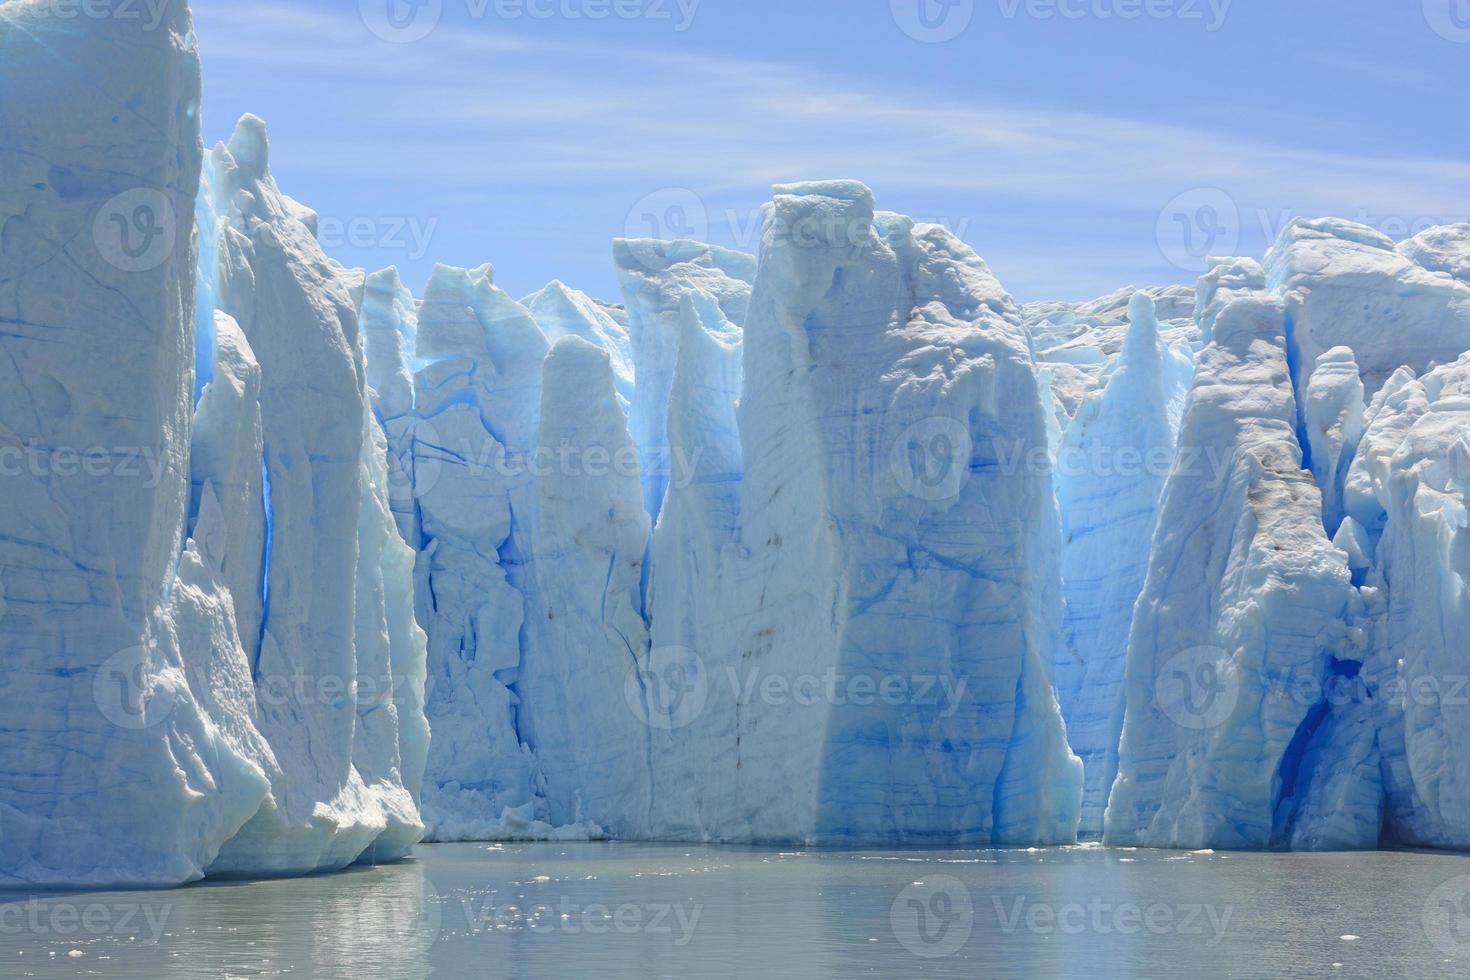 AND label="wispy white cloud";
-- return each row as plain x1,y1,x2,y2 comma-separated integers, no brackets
191,1,1470,300
198,2,1470,218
